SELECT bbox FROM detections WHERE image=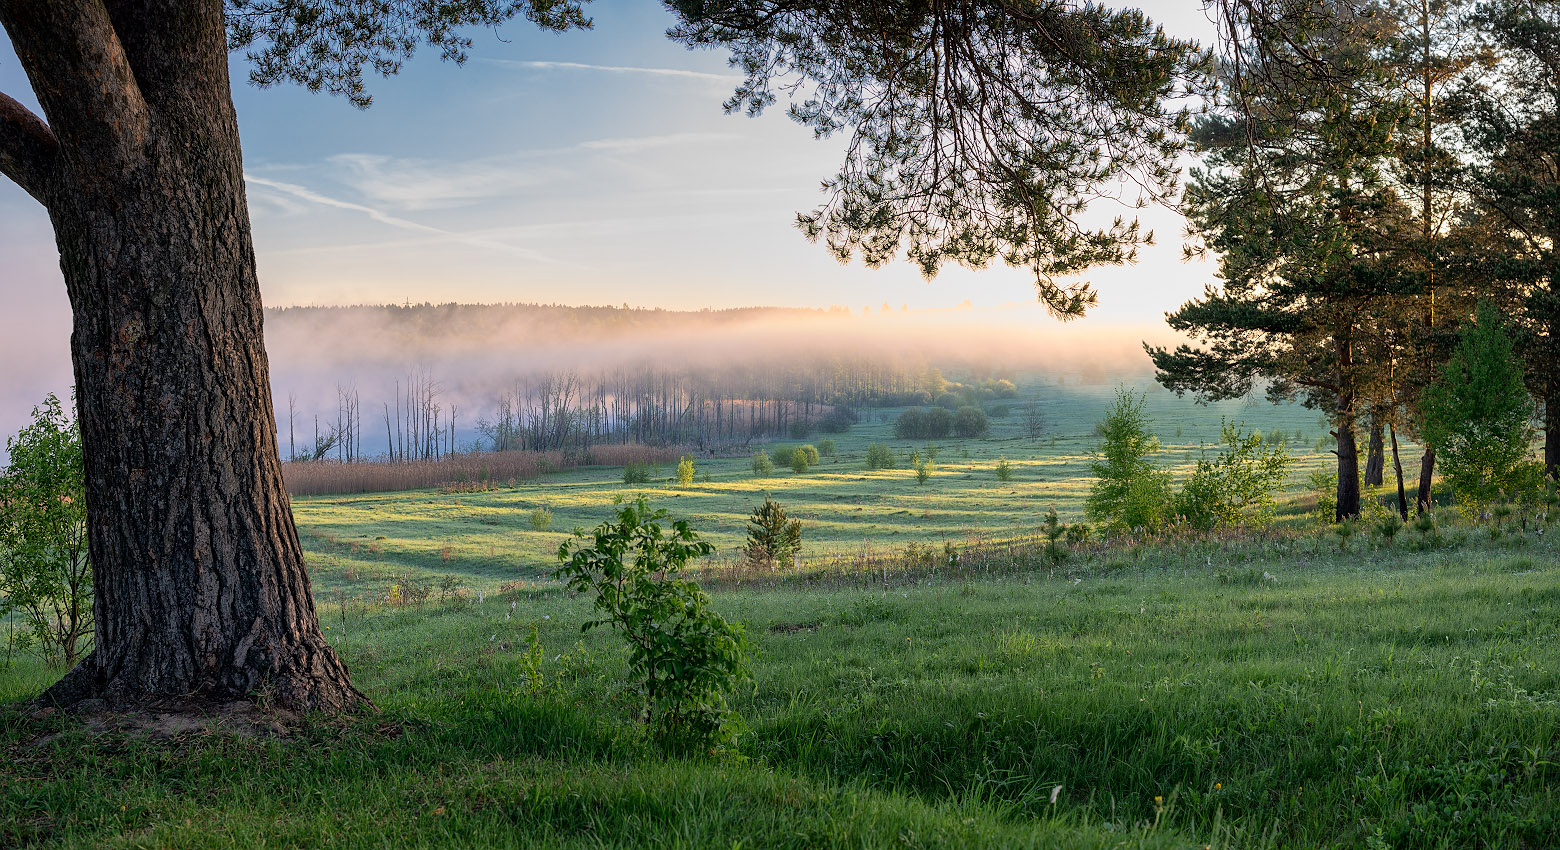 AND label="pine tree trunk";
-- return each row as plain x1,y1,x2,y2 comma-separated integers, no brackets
1335,414,1362,522
1389,425,1408,521
4,3,365,712
1363,419,1385,487
1416,447,1436,516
